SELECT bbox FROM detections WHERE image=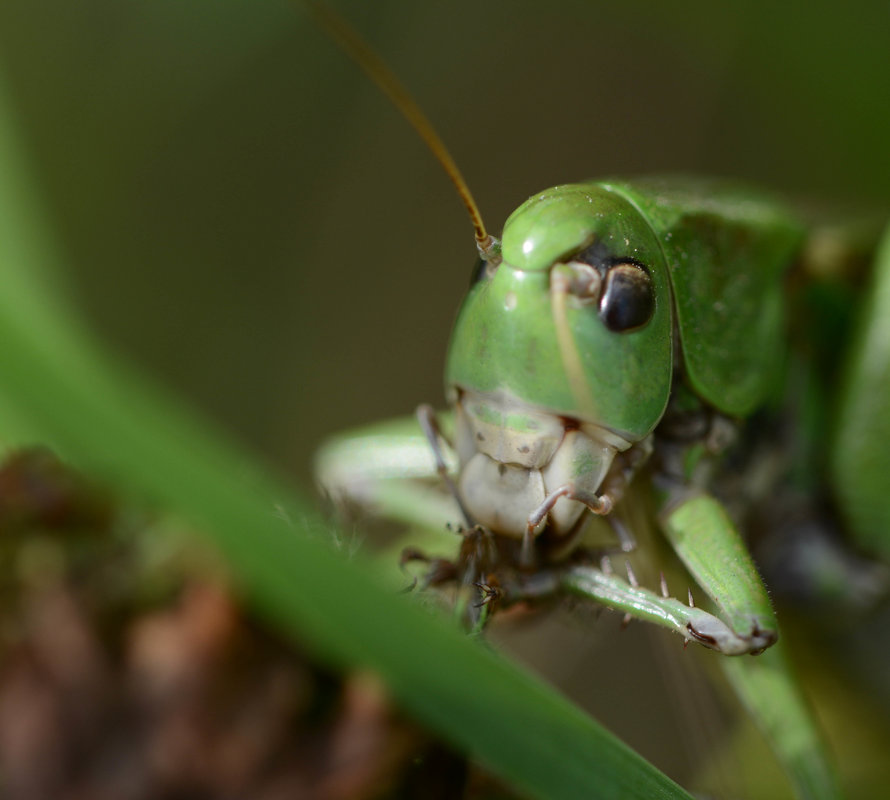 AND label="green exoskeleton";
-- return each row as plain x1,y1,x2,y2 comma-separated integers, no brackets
316,180,888,800
441,177,795,652
308,4,888,798
319,178,816,653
